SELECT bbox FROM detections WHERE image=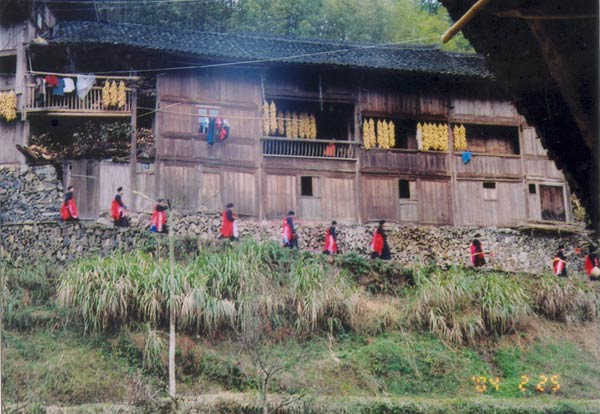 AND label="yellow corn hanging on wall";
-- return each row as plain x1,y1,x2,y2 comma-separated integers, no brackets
298,113,307,139
276,111,285,135
290,112,299,139
109,81,118,107
376,120,383,149
453,124,468,151
269,101,277,135
308,115,317,139
440,124,449,151
284,111,292,138
419,122,449,151
102,81,111,108
263,101,270,135
388,120,396,147
0,90,17,121
362,118,376,149
117,81,126,109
